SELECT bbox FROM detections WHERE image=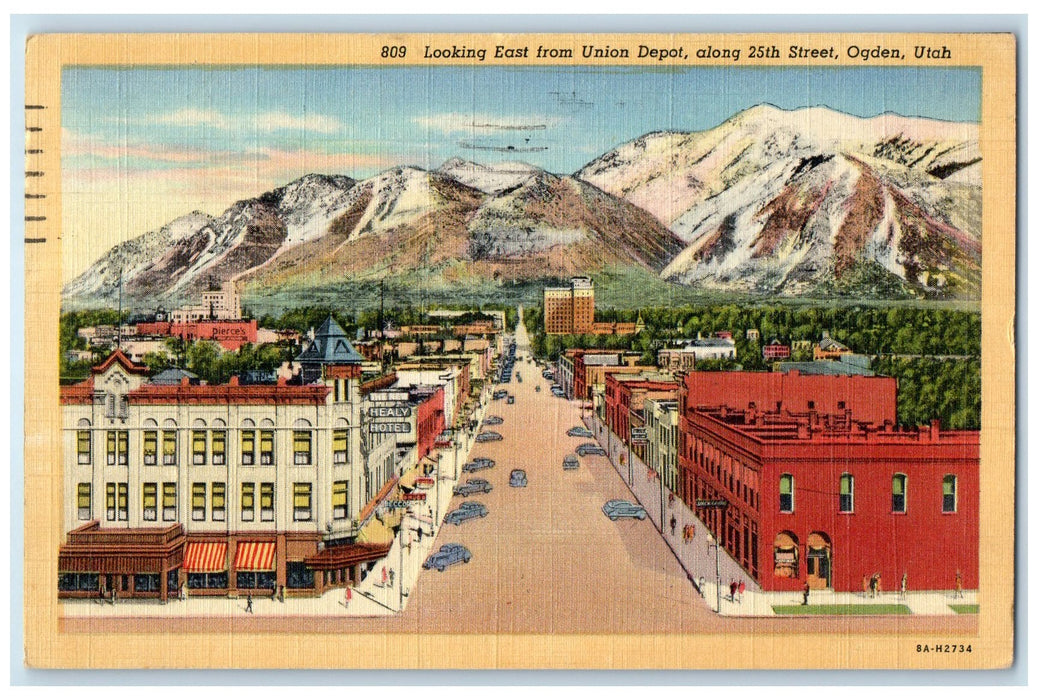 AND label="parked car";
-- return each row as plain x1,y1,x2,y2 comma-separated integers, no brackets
444,501,488,525
493,390,508,400
567,426,593,438
476,431,504,443
462,457,495,472
576,442,606,456
562,455,579,470
453,478,492,496
509,469,528,487
423,543,472,571
602,499,647,521
485,415,504,425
